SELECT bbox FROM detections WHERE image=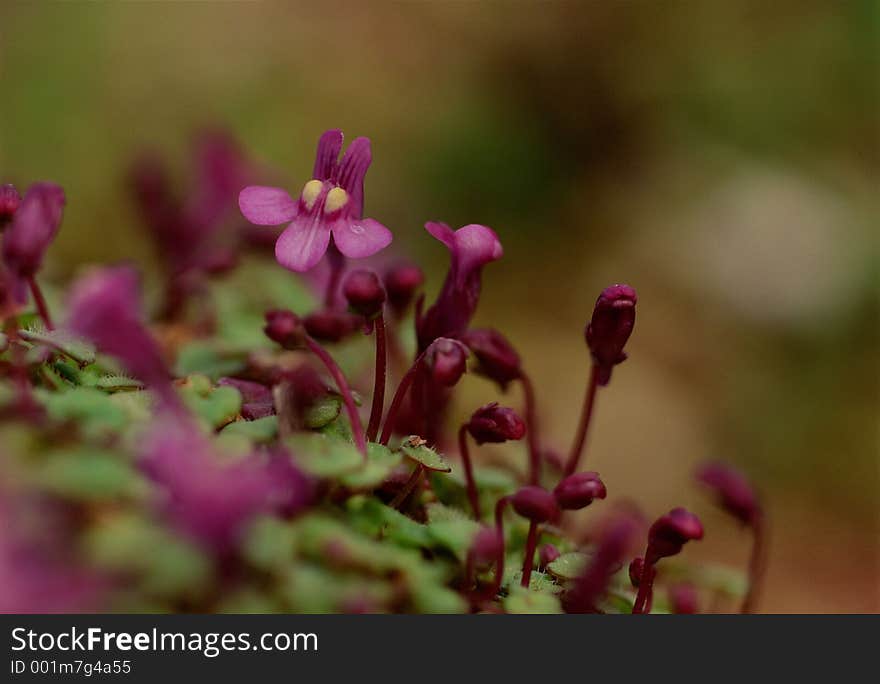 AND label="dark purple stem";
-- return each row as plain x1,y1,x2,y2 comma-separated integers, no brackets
520,372,541,484
520,521,540,588
741,512,767,614
632,552,656,614
457,424,481,519
564,363,599,477
27,276,53,330
390,465,423,510
491,496,509,597
305,336,366,456
365,314,387,442
378,348,427,445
